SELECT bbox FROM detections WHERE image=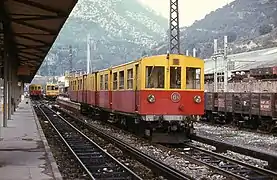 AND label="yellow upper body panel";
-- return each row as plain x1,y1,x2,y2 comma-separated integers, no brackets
45,84,59,93
29,84,42,91
111,60,141,91
97,69,111,91
69,54,204,92
140,54,204,91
